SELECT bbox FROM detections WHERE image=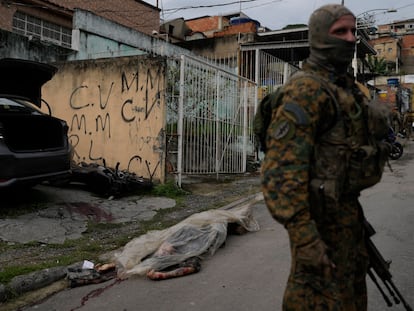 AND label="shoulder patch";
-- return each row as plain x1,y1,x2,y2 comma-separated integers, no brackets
270,119,295,141
283,103,310,125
